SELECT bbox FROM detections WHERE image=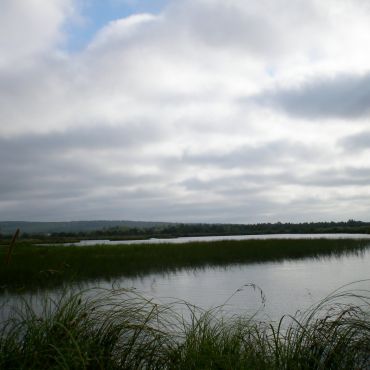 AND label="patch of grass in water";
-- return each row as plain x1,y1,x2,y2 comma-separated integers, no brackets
1,239,369,291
